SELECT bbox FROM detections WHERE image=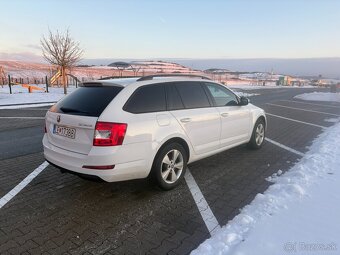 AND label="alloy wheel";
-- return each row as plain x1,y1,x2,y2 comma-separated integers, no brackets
255,123,265,146
161,149,184,184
